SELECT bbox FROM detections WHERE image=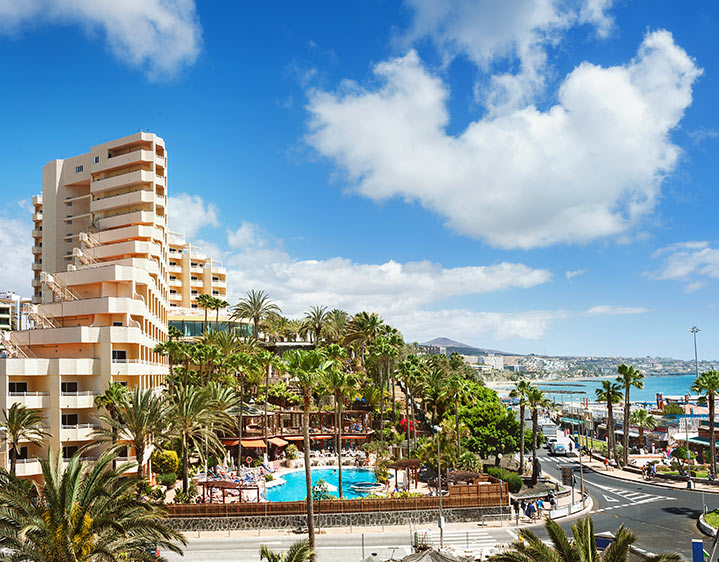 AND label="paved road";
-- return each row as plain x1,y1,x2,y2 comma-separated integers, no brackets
538,449,719,558
163,527,520,561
